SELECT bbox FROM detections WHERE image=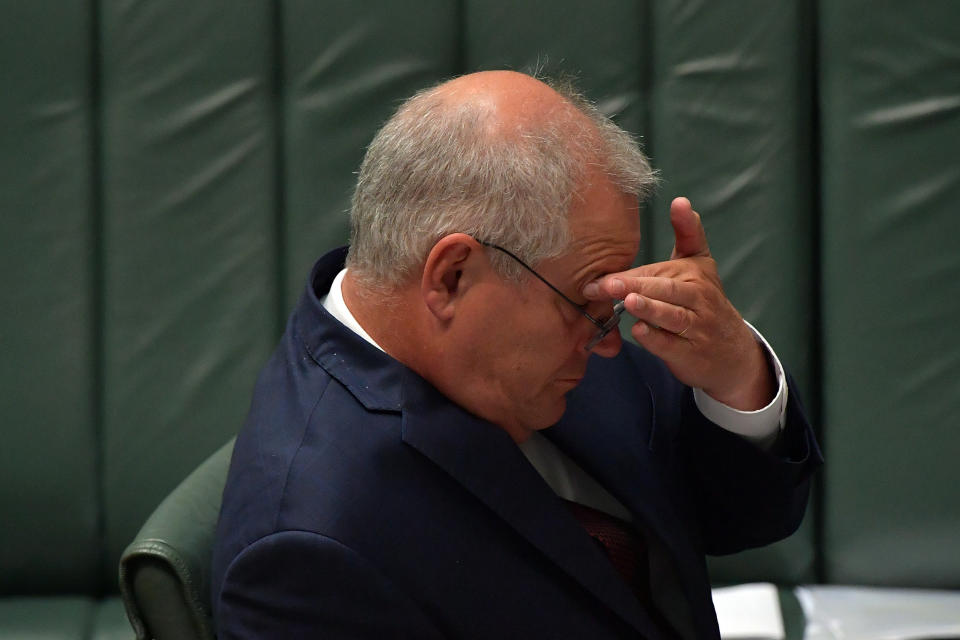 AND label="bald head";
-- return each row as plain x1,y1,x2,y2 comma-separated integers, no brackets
433,71,586,139
345,70,655,291
438,68,556,98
